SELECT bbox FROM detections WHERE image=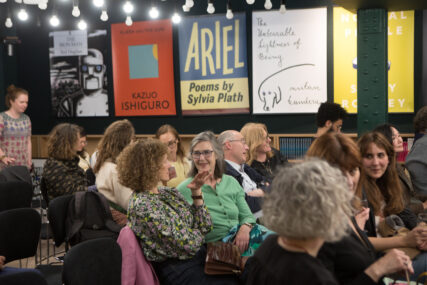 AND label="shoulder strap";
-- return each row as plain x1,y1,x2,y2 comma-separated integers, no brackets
66,192,86,241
